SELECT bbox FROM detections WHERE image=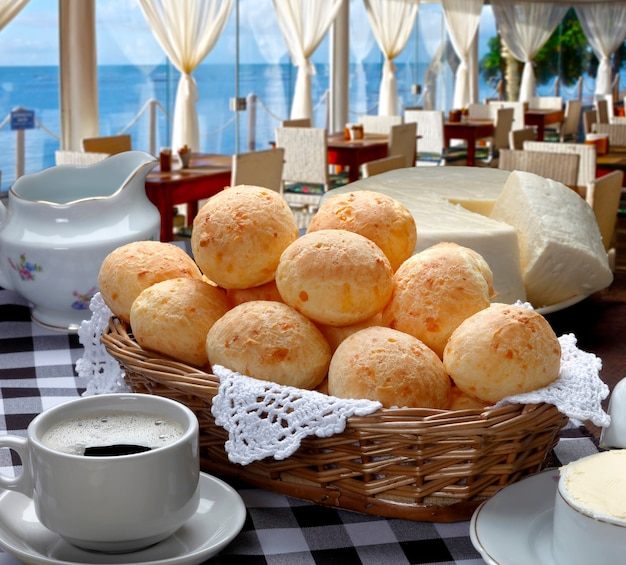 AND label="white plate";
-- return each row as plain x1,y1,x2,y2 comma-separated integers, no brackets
0,472,246,565
536,294,588,315
470,469,561,565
